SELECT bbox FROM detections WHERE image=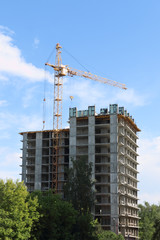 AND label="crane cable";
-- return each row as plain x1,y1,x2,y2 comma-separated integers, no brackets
42,66,47,130
63,47,90,73
43,46,56,130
